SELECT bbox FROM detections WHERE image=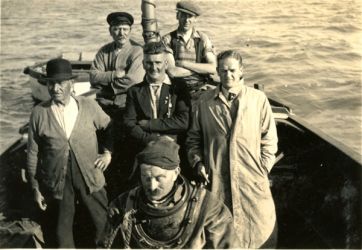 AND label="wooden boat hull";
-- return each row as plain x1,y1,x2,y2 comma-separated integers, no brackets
1,58,361,248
